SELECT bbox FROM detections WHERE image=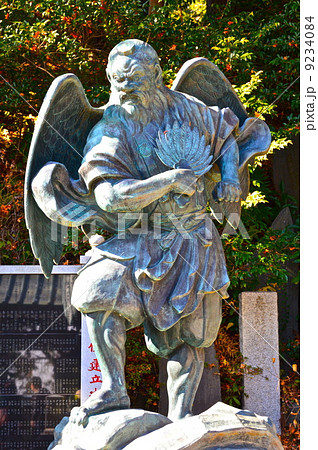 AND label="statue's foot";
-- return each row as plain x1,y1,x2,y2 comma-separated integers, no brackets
70,407,90,428
168,410,193,422
70,389,130,427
